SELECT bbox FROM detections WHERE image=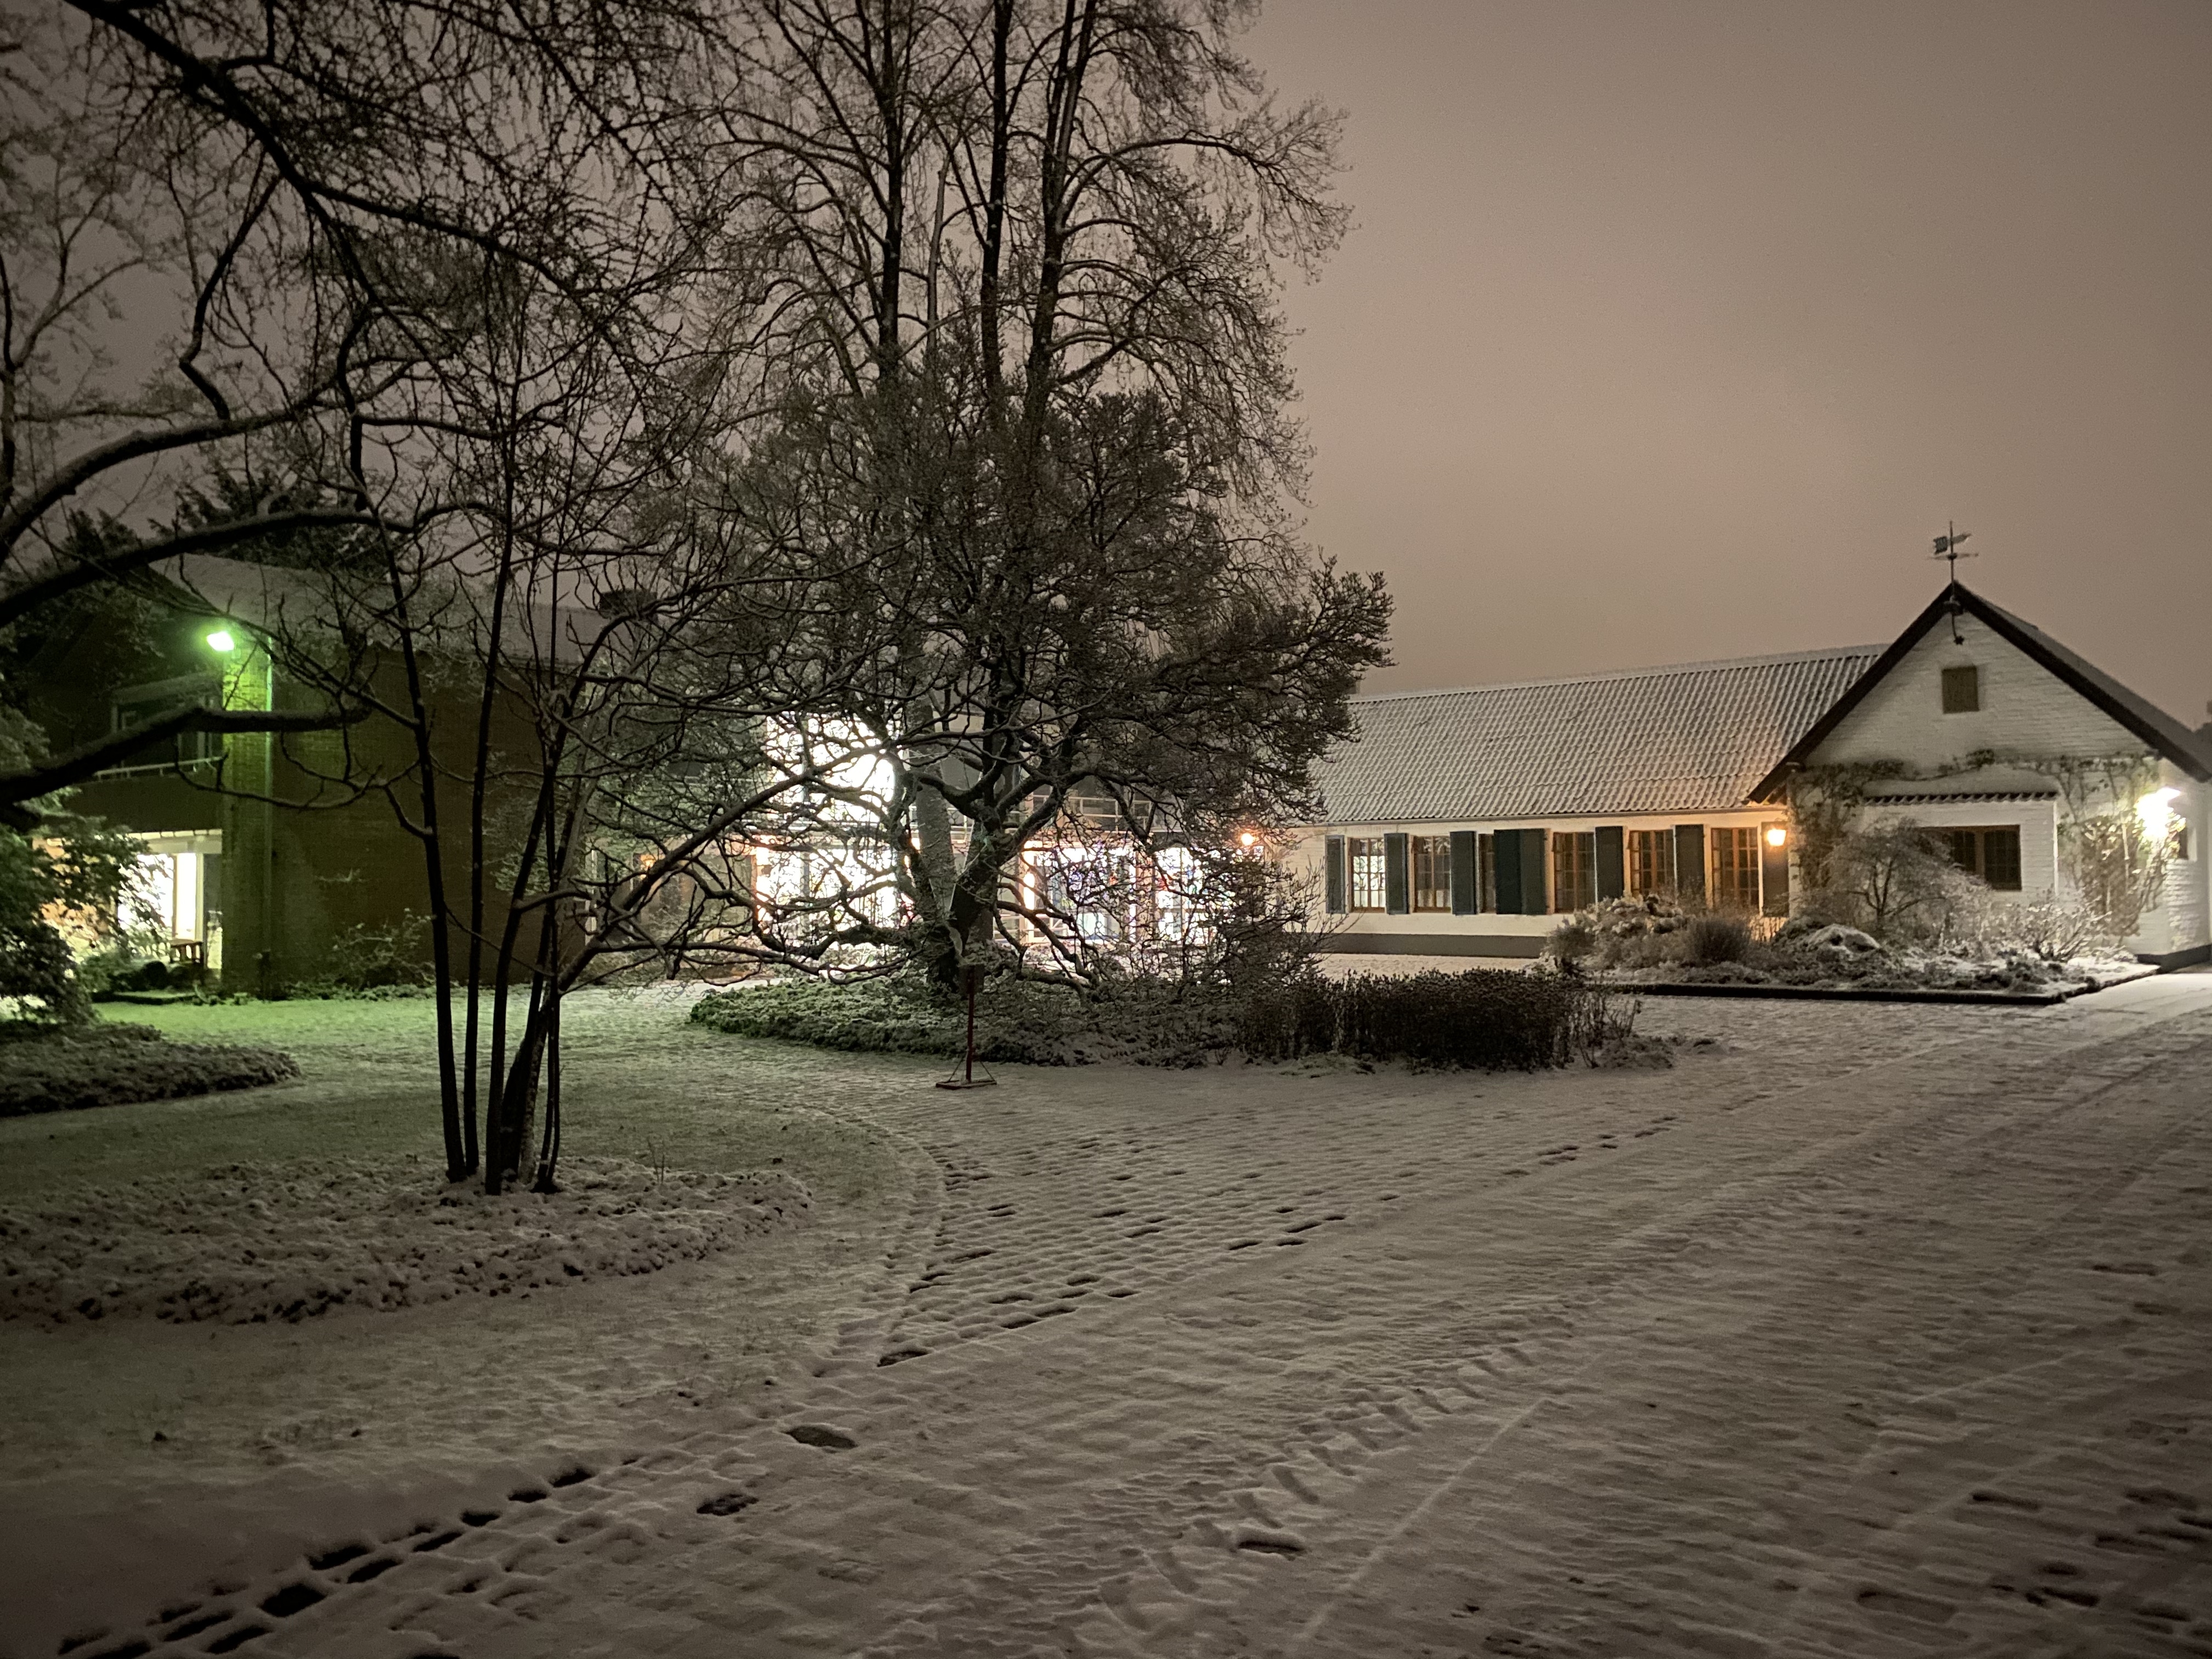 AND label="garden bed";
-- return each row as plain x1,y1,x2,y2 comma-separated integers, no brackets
0,1155,810,1326
0,1020,300,1116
